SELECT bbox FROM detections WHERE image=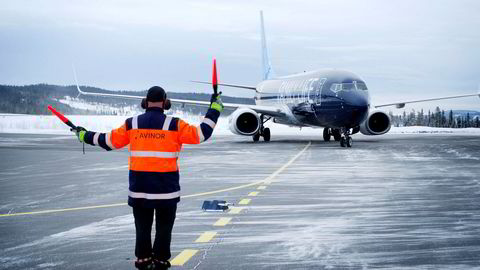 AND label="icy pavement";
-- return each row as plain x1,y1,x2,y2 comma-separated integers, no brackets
0,133,479,269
